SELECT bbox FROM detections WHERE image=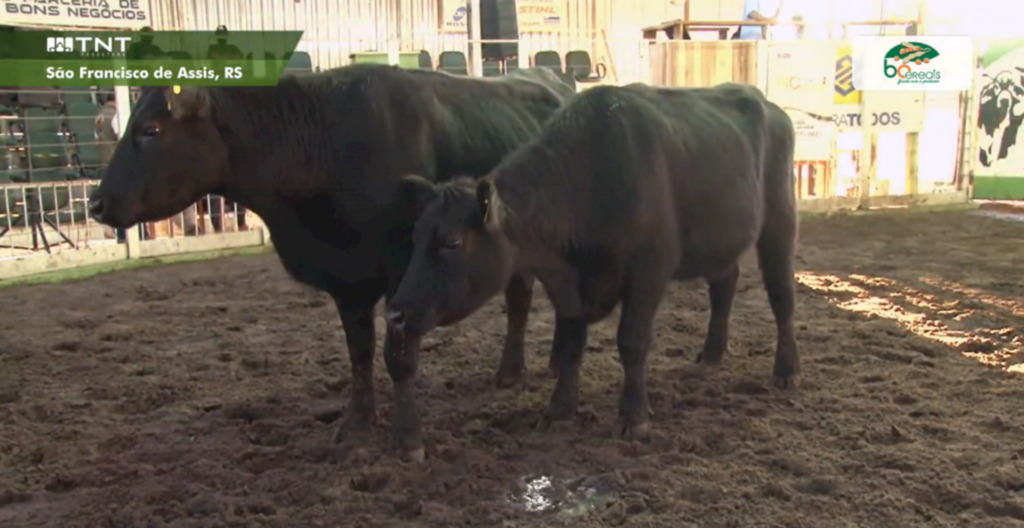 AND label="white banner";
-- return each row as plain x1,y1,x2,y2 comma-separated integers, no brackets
2,0,151,29
852,36,974,91
766,42,836,161
833,90,926,132
516,0,565,33
439,0,468,34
